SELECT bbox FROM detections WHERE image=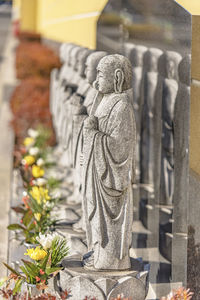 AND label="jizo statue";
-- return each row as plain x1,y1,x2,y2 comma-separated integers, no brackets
82,54,136,270
159,51,182,205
